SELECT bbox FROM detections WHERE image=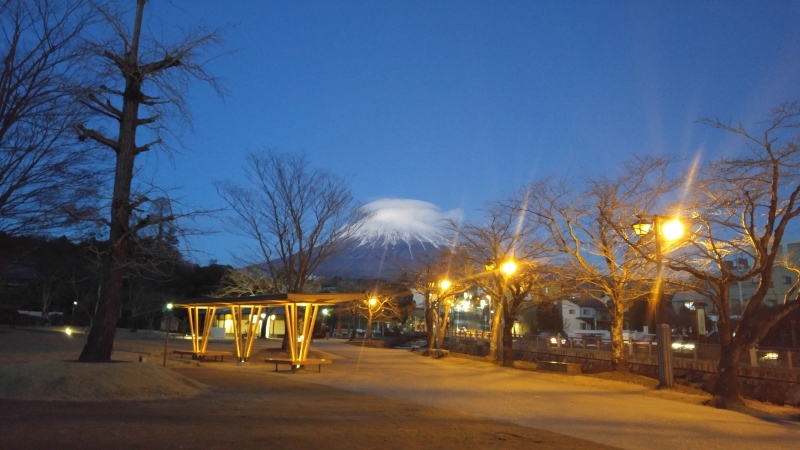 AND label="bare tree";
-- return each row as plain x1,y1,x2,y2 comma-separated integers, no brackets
361,282,415,339
661,101,800,407
213,267,280,297
0,0,105,235
216,150,366,294
75,0,224,362
528,156,677,372
405,251,460,350
448,200,545,365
